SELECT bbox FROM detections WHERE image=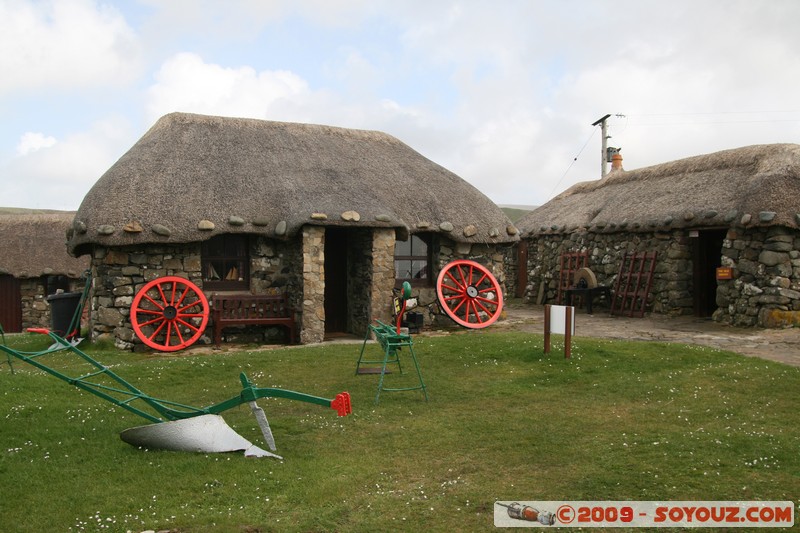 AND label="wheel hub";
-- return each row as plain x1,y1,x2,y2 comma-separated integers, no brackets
466,285,479,298
162,306,178,320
